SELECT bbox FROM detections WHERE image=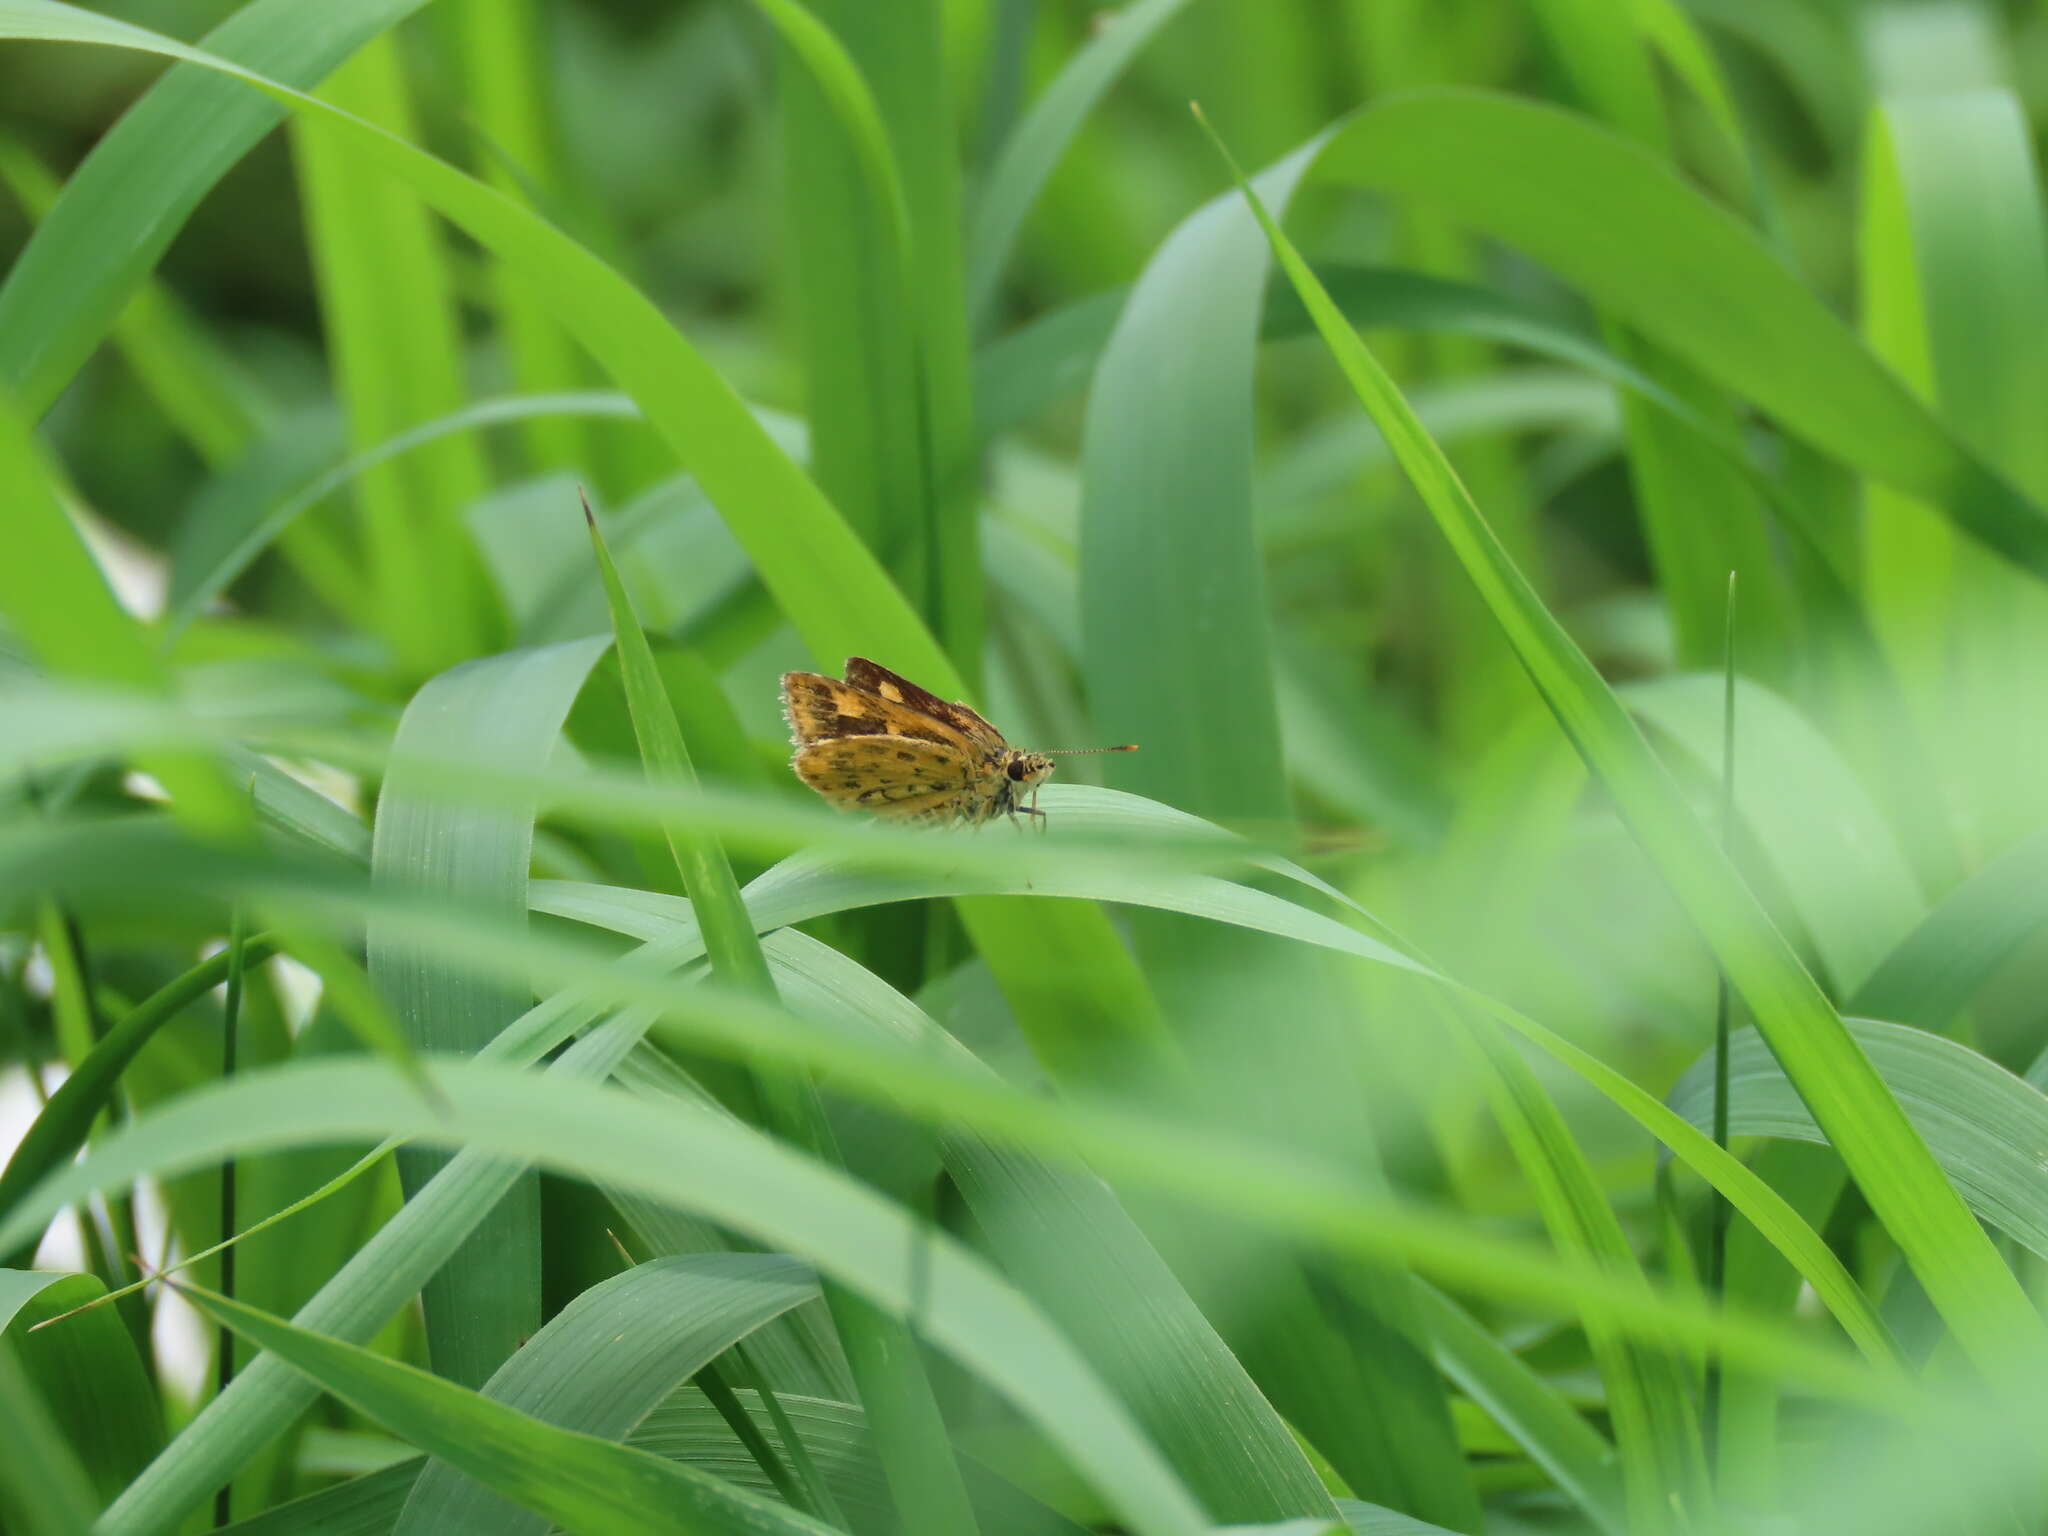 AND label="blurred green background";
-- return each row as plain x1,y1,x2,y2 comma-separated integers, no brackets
11,2,2048,1534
